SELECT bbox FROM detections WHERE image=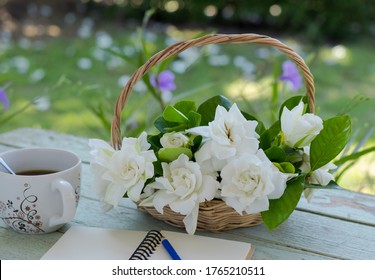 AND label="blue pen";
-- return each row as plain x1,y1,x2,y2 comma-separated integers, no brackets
161,237,182,260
